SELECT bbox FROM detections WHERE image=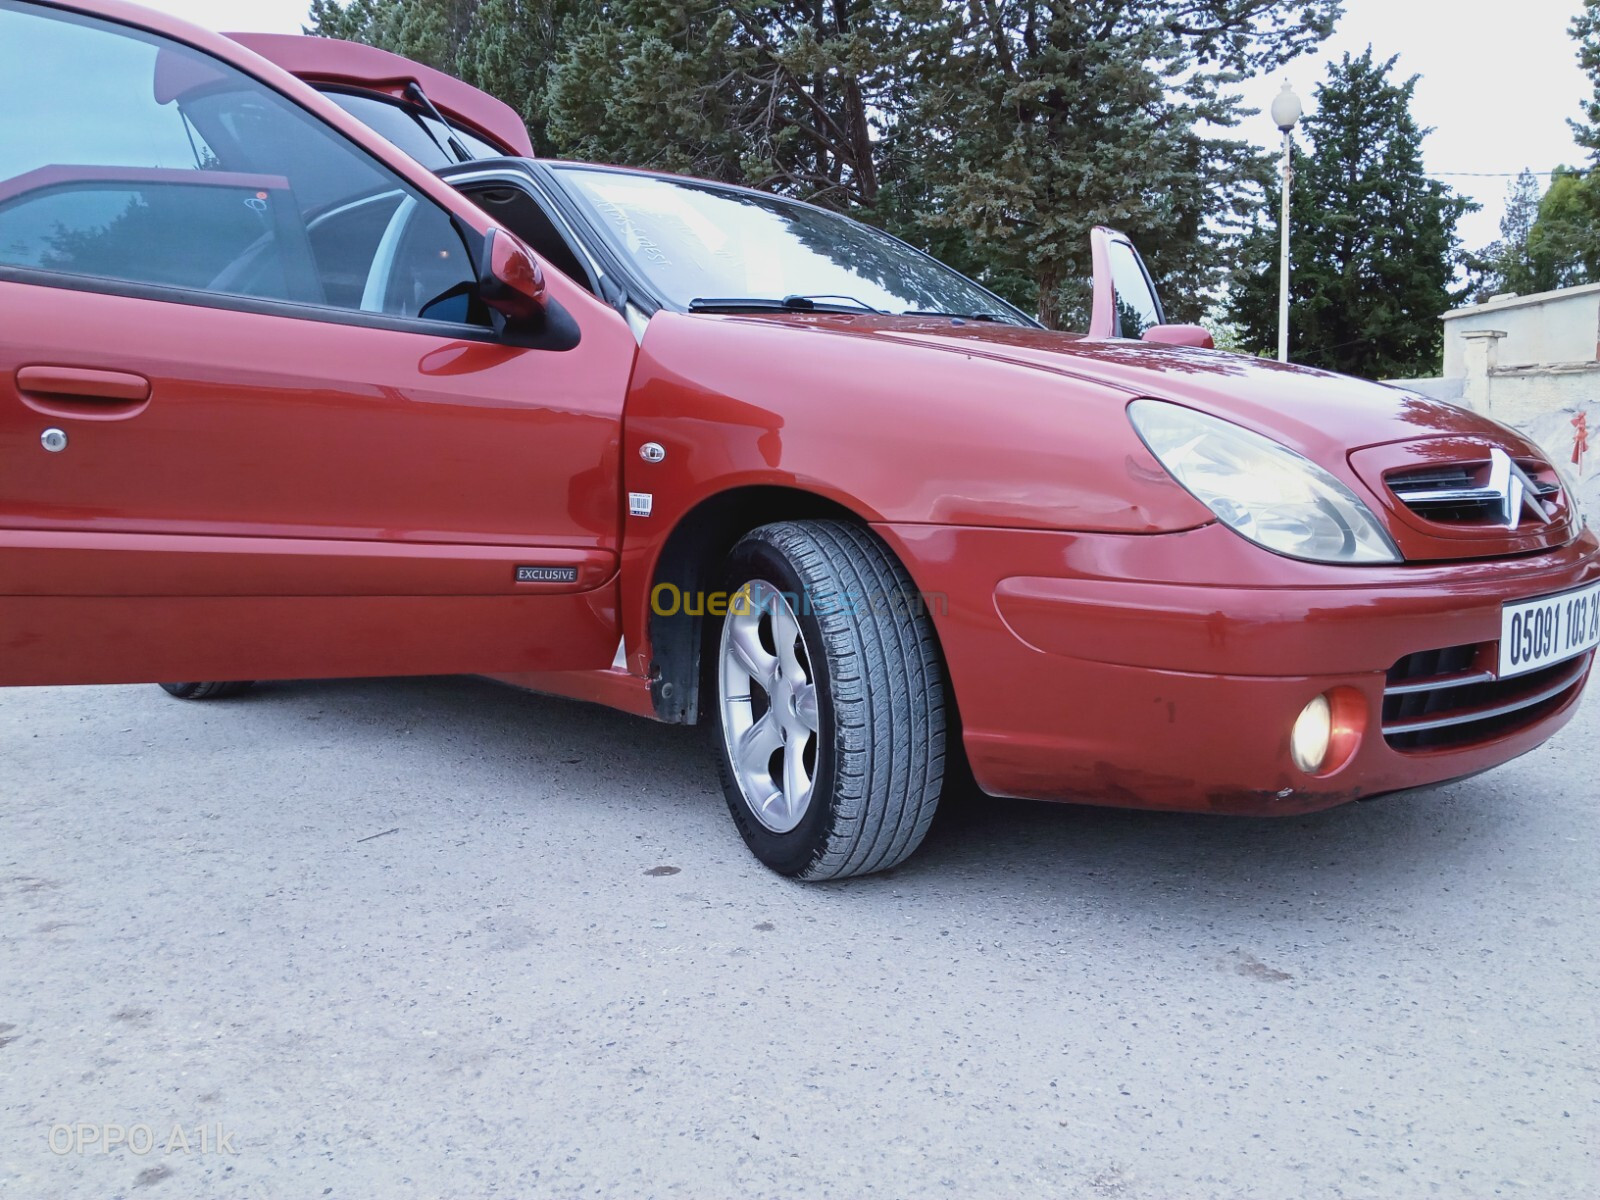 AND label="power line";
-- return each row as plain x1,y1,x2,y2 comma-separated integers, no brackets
1431,169,1565,177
